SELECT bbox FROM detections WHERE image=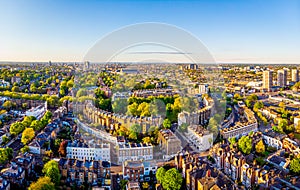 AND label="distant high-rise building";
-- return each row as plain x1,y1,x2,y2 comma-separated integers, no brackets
199,84,209,94
189,64,197,70
84,61,90,70
263,70,273,91
292,69,299,82
277,69,287,87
